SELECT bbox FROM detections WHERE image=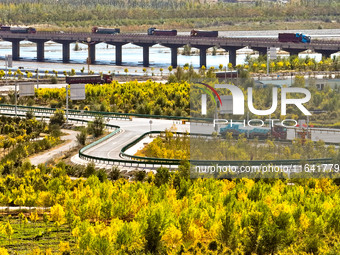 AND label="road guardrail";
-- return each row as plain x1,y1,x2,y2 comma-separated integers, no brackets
0,106,335,168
